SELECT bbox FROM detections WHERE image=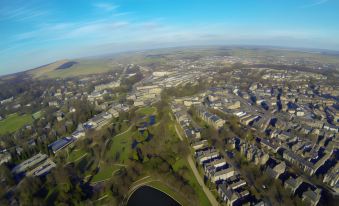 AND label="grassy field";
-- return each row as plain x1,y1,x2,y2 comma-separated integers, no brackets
173,158,187,171
229,48,339,64
136,107,157,116
109,128,135,163
0,113,33,135
166,113,211,206
92,164,122,183
173,158,212,206
67,148,87,162
29,59,119,79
